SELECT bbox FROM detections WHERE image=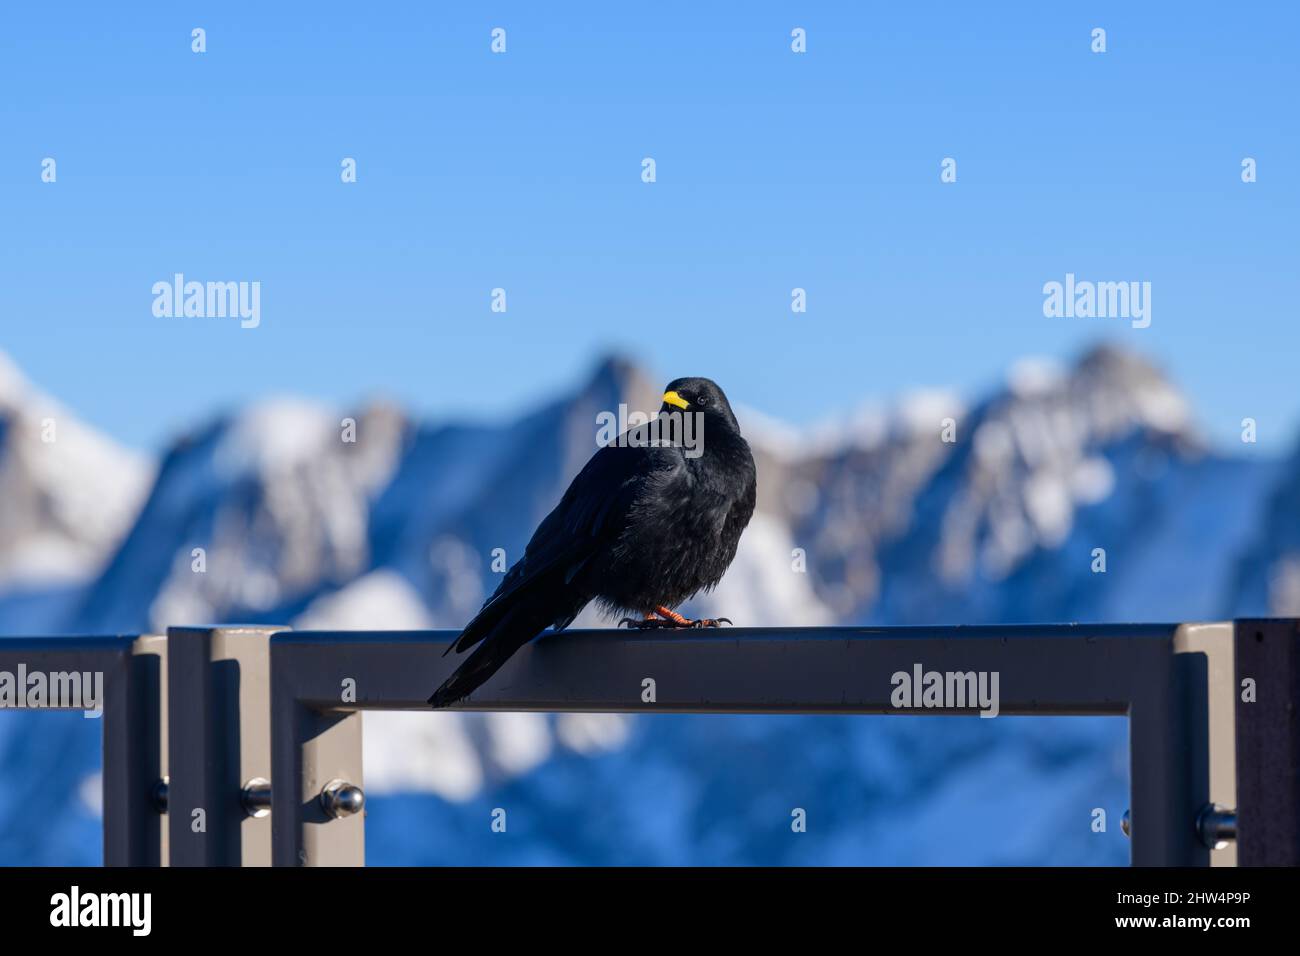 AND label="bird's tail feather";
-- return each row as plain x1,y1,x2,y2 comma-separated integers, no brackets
428,602,549,708
442,552,572,657
442,587,515,656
